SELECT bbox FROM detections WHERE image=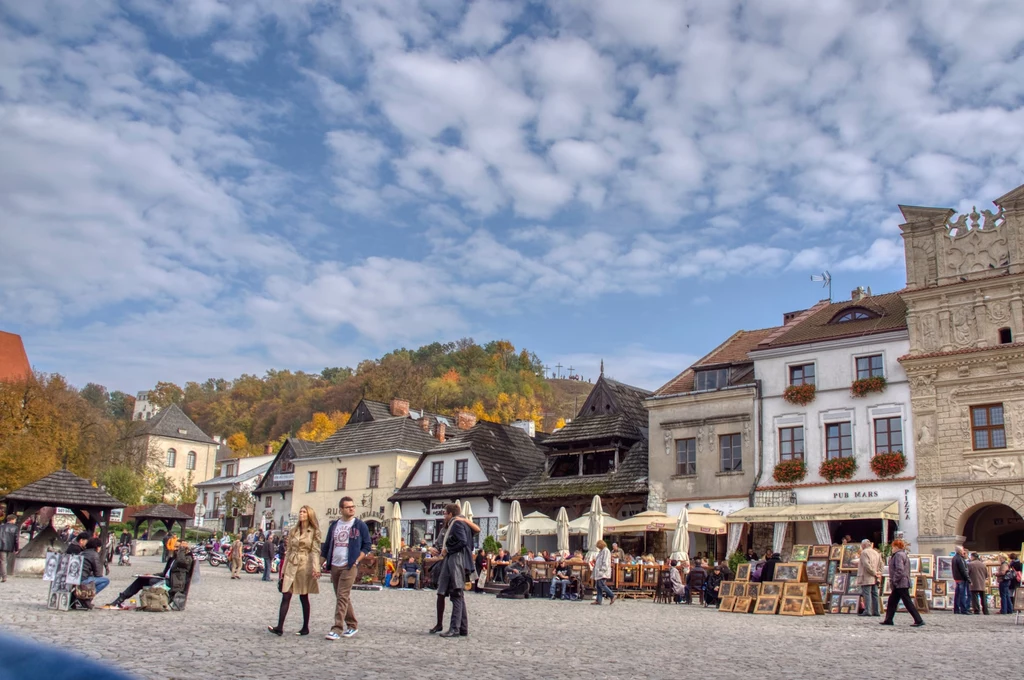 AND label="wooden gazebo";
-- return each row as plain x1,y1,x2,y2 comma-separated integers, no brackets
0,469,124,561
131,503,192,539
